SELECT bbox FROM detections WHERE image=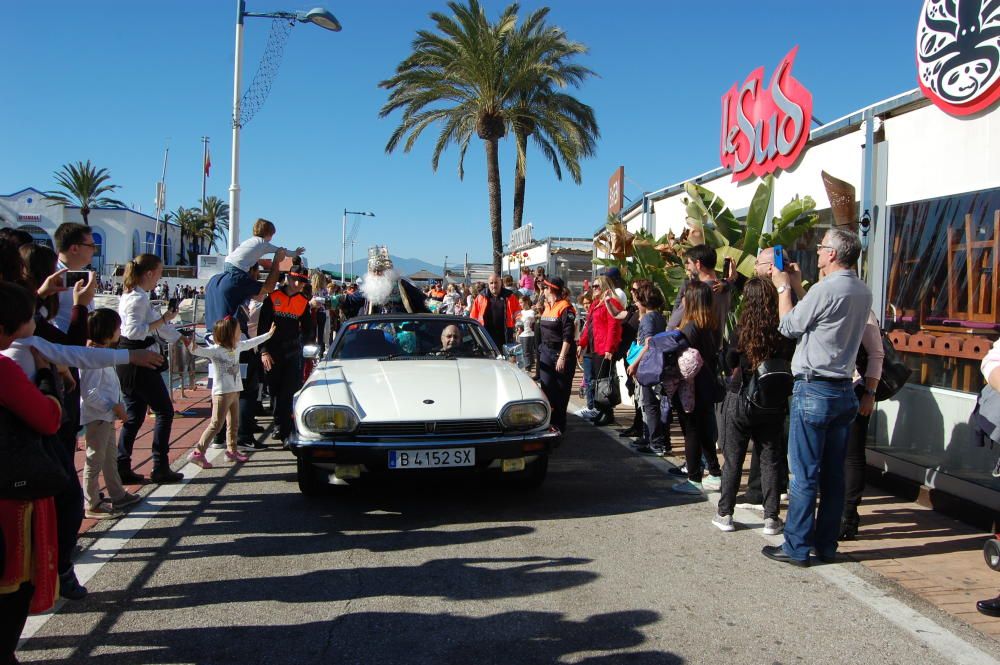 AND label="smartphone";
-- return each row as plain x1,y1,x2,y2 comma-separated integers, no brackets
65,270,89,288
167,297,179,313
723,257,733,277
773,245,785,272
